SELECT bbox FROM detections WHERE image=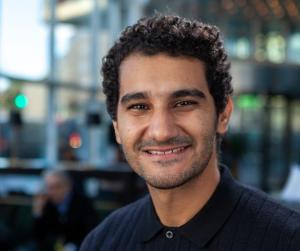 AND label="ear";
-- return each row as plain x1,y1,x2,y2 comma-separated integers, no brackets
112,120,121,144
217,97,233,135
